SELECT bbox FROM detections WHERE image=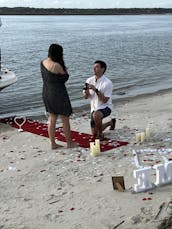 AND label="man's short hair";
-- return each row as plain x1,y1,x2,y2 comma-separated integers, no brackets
94,60,107,73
